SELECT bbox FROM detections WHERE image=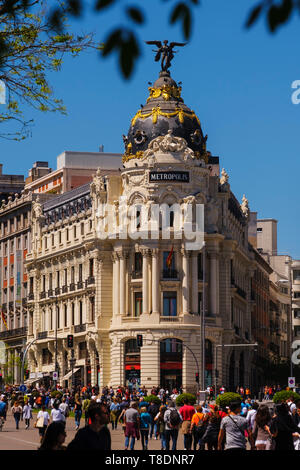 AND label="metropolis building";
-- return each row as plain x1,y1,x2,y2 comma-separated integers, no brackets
25,60,256,393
